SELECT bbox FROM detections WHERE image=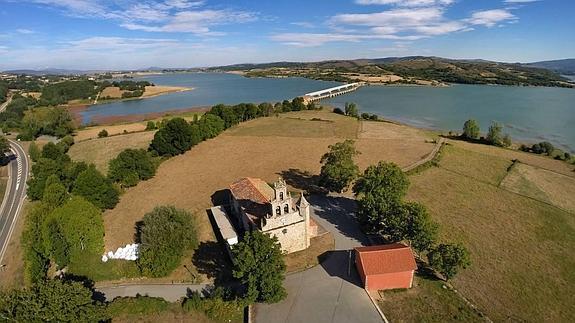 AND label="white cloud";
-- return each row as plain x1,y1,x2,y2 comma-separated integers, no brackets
467,9,516,27
356,0,454,6
504,0,539,3
16,28,36,34
25,0,256,35
275,1,520,47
